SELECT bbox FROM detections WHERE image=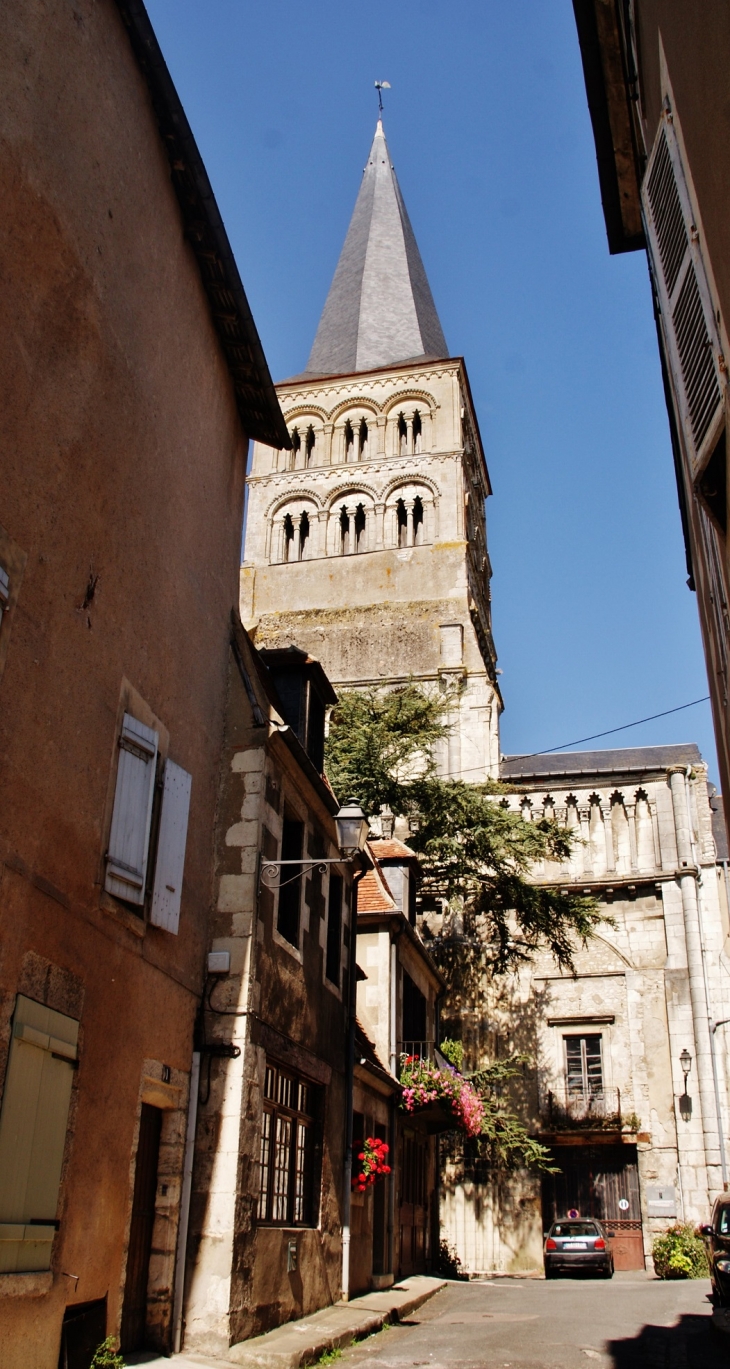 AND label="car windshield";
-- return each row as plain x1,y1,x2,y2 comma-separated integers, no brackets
552,1222,598,1237
717,1205,730,1236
